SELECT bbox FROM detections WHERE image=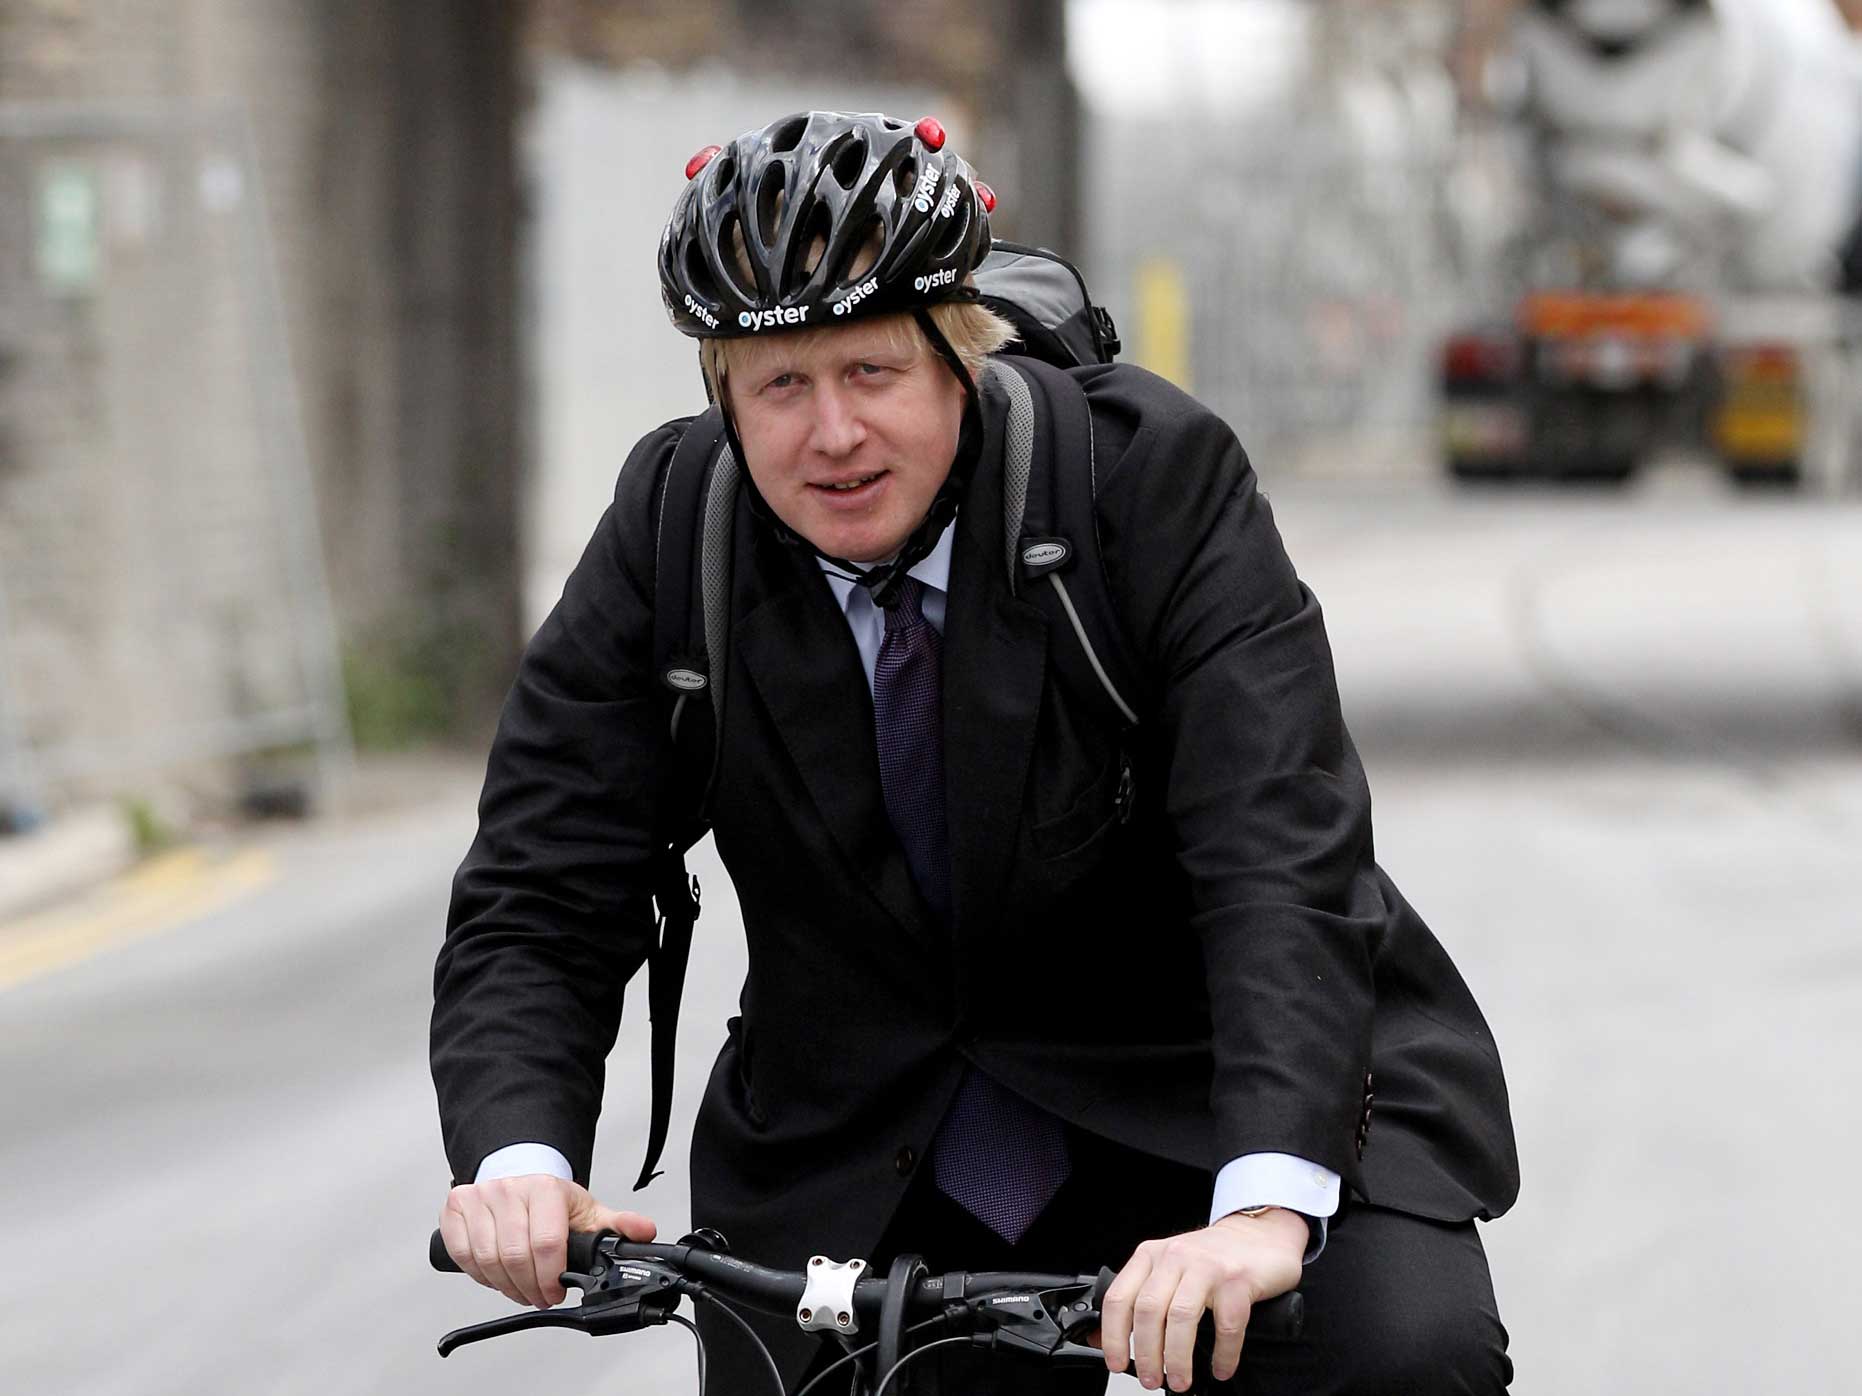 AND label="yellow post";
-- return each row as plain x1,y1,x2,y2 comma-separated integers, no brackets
1134,258,1191,391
